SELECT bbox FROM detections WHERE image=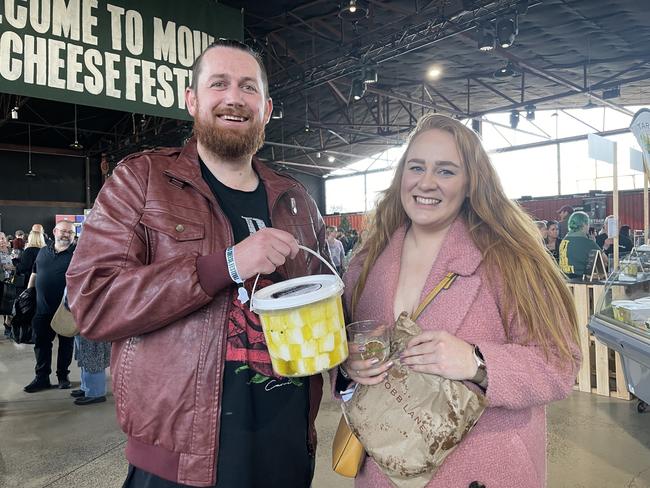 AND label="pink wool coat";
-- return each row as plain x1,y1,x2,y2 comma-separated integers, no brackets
342,218,580,488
